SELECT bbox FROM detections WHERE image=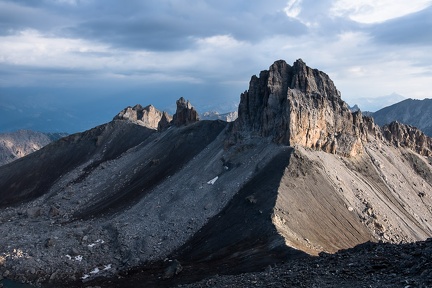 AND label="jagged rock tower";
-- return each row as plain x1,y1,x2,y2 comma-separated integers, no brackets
231,59,373,156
